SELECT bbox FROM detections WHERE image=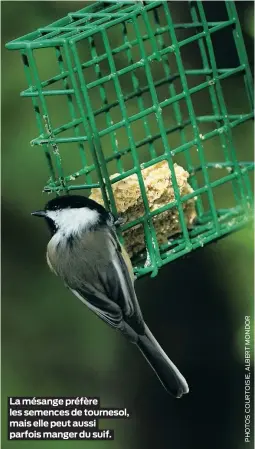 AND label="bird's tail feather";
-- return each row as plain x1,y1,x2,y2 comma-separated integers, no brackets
136,324,189,398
